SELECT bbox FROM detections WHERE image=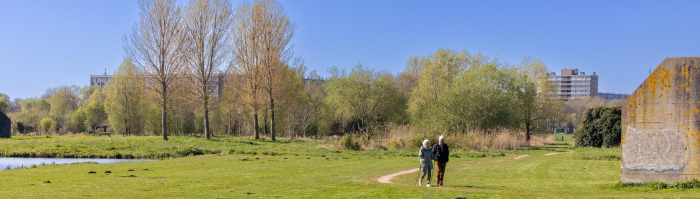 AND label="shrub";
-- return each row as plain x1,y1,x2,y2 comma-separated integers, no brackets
40,118,56,134
409,133,438,149
615,179,700,190
575,106,621,147
341,134,361,150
